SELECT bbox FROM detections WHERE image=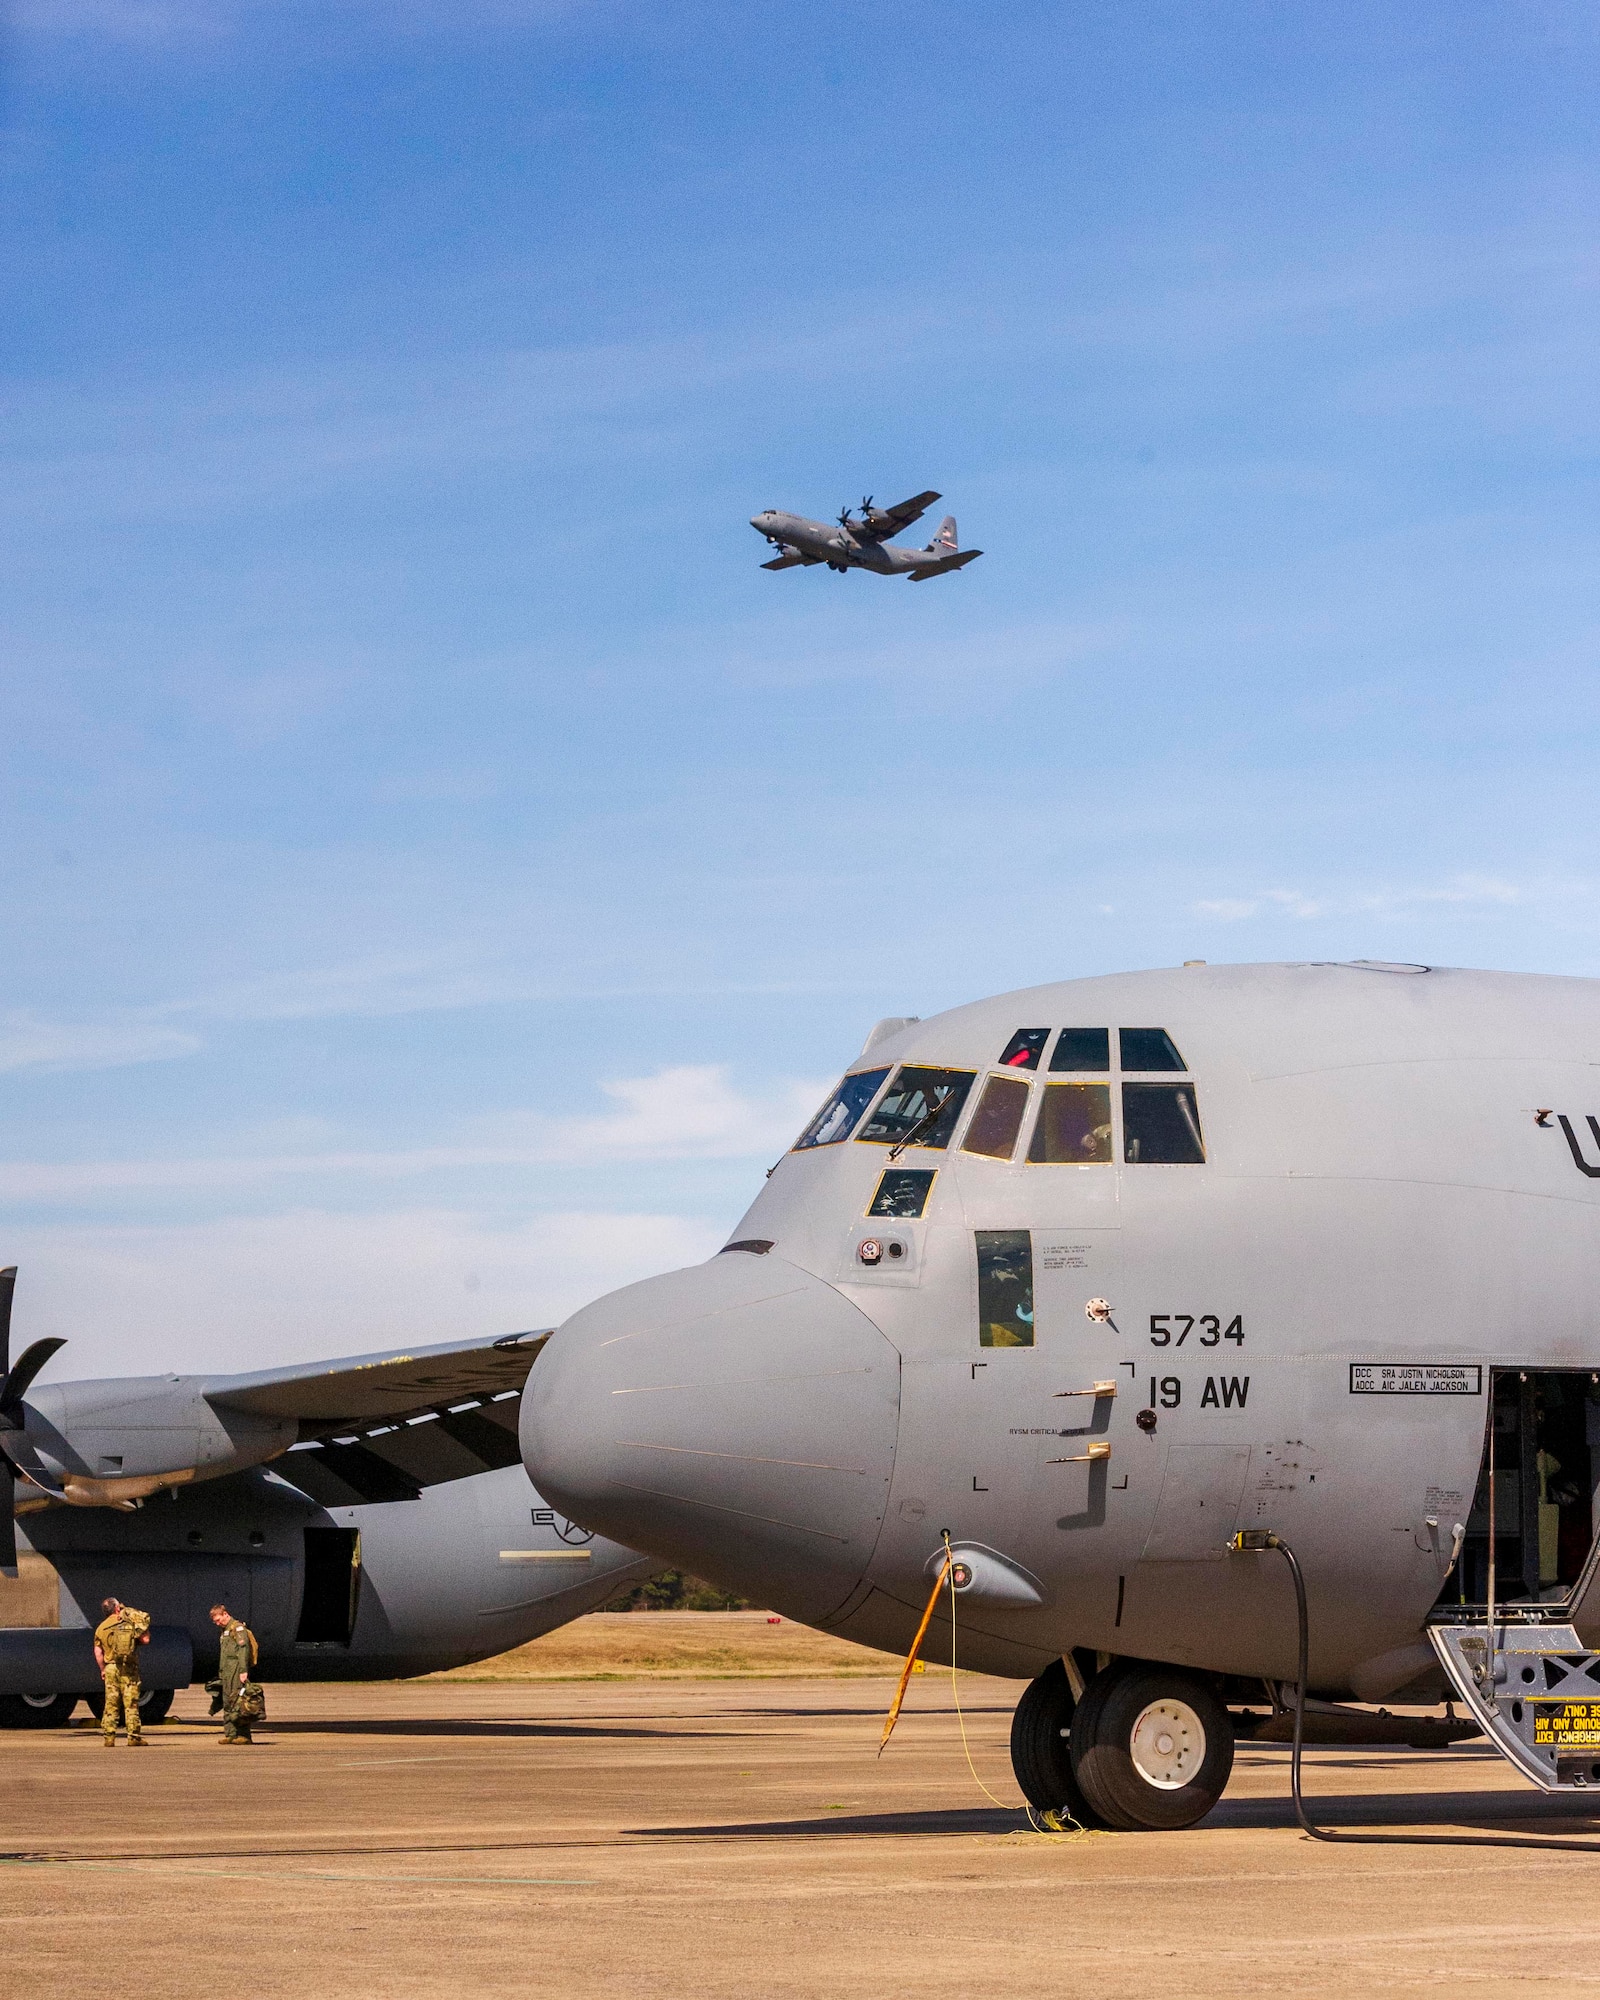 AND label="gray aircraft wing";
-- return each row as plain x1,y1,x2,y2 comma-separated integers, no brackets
204,1331,549,1507
857,490,941,543
761,550,823,570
